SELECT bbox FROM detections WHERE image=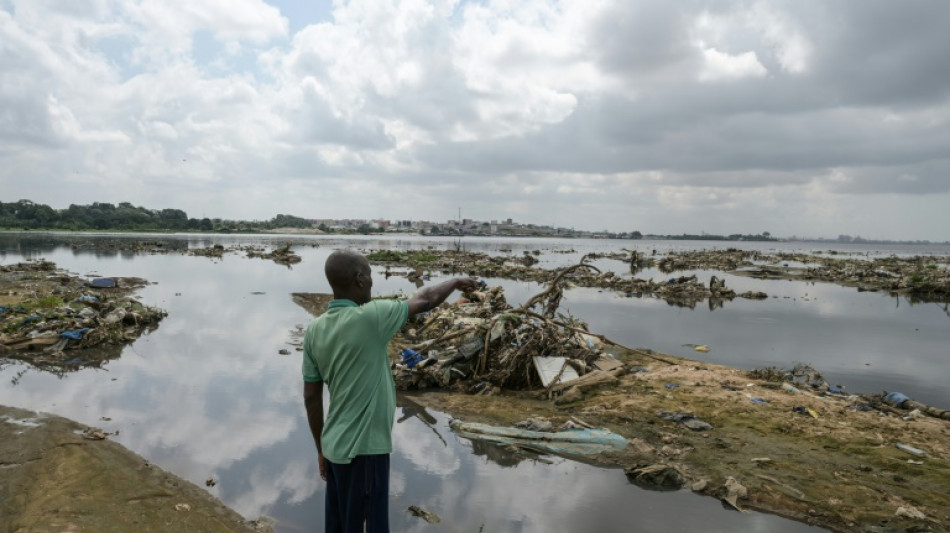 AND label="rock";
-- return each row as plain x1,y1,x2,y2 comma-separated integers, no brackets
555,386,583,405
895,505,926,520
